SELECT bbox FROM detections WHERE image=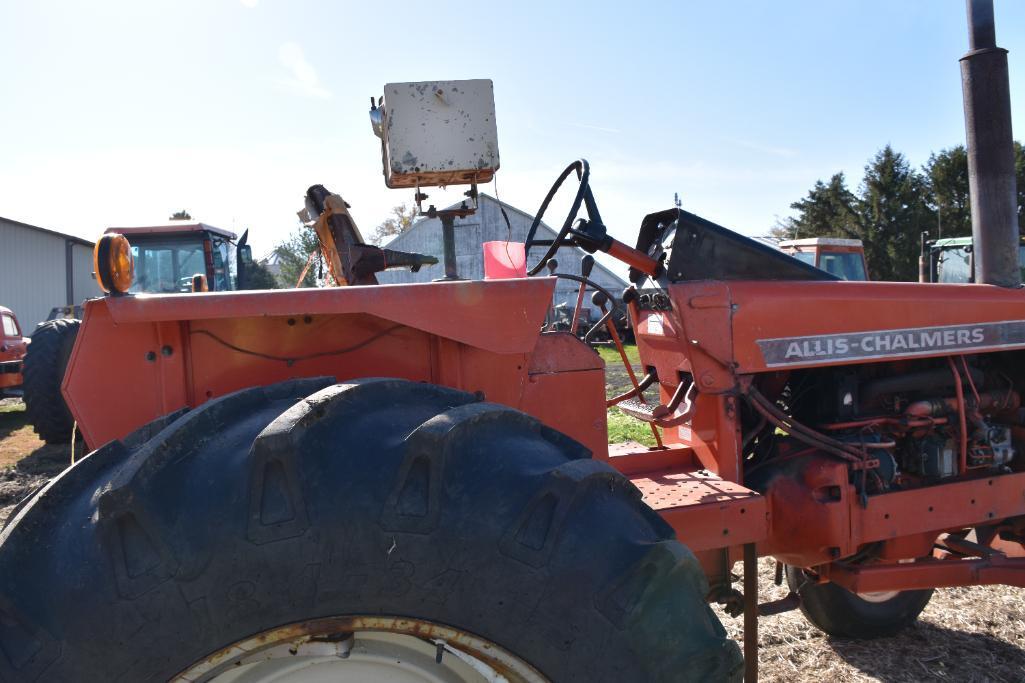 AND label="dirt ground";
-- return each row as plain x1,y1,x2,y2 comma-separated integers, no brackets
714,561,1025,682
0,398,81,524
1,395,1024,680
